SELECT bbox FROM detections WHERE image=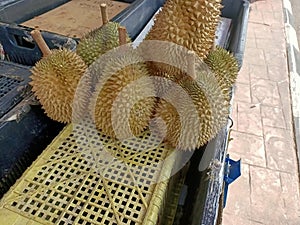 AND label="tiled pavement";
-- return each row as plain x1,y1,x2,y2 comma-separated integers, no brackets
222,0,300,224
